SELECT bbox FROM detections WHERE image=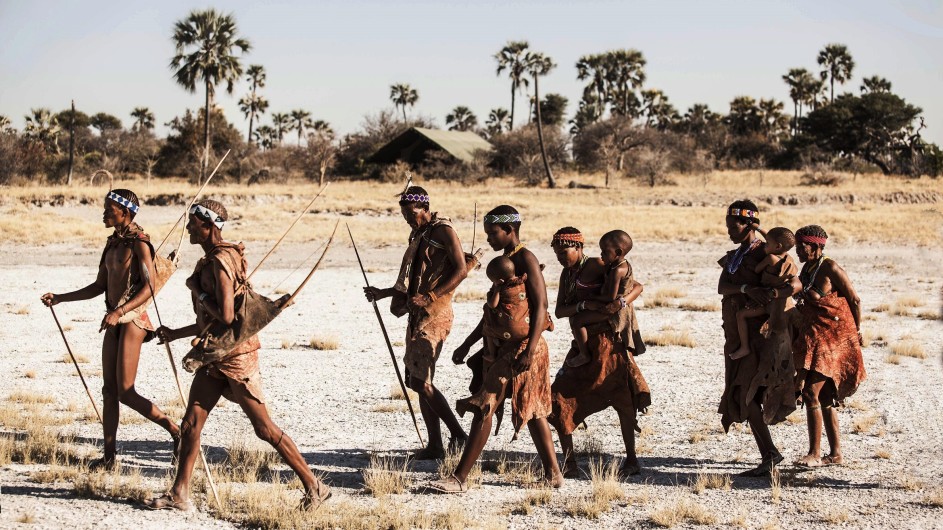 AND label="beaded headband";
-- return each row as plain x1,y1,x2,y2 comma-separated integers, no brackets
727,207,758,219
551,232,584,246
484,213,522,224
400,193,430,203
106,191,139,214
797,235,827,246
190,204,225,230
